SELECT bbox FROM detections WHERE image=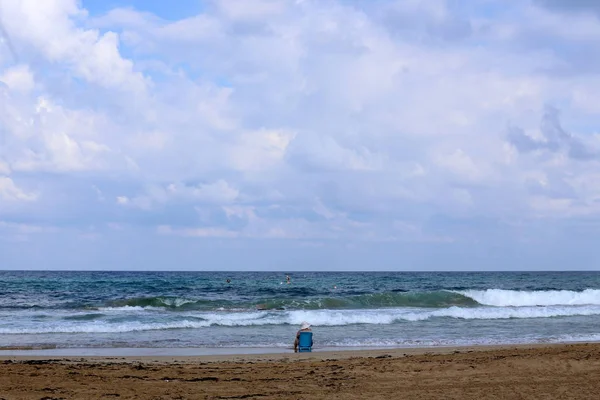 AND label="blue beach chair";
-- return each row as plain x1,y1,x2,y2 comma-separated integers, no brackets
298,331,313,352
